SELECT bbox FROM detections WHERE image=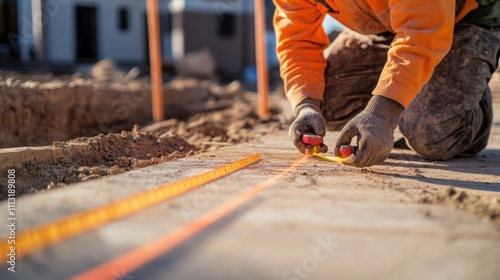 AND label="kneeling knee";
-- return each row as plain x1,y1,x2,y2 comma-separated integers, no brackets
406,140,457,161
399,122,458,161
